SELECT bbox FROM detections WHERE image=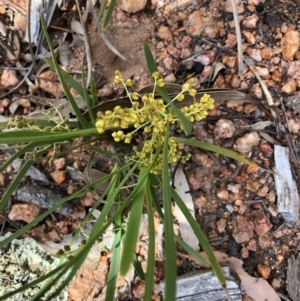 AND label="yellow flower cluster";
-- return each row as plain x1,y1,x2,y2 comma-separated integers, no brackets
95,71,214,174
